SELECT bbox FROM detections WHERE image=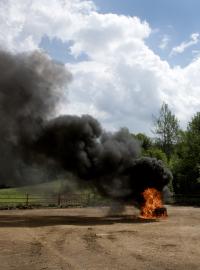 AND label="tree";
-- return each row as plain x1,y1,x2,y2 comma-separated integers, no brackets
144,147,168,165
132,133,167,164
132,133,152,151
153,102,179,160
171,113,200,194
